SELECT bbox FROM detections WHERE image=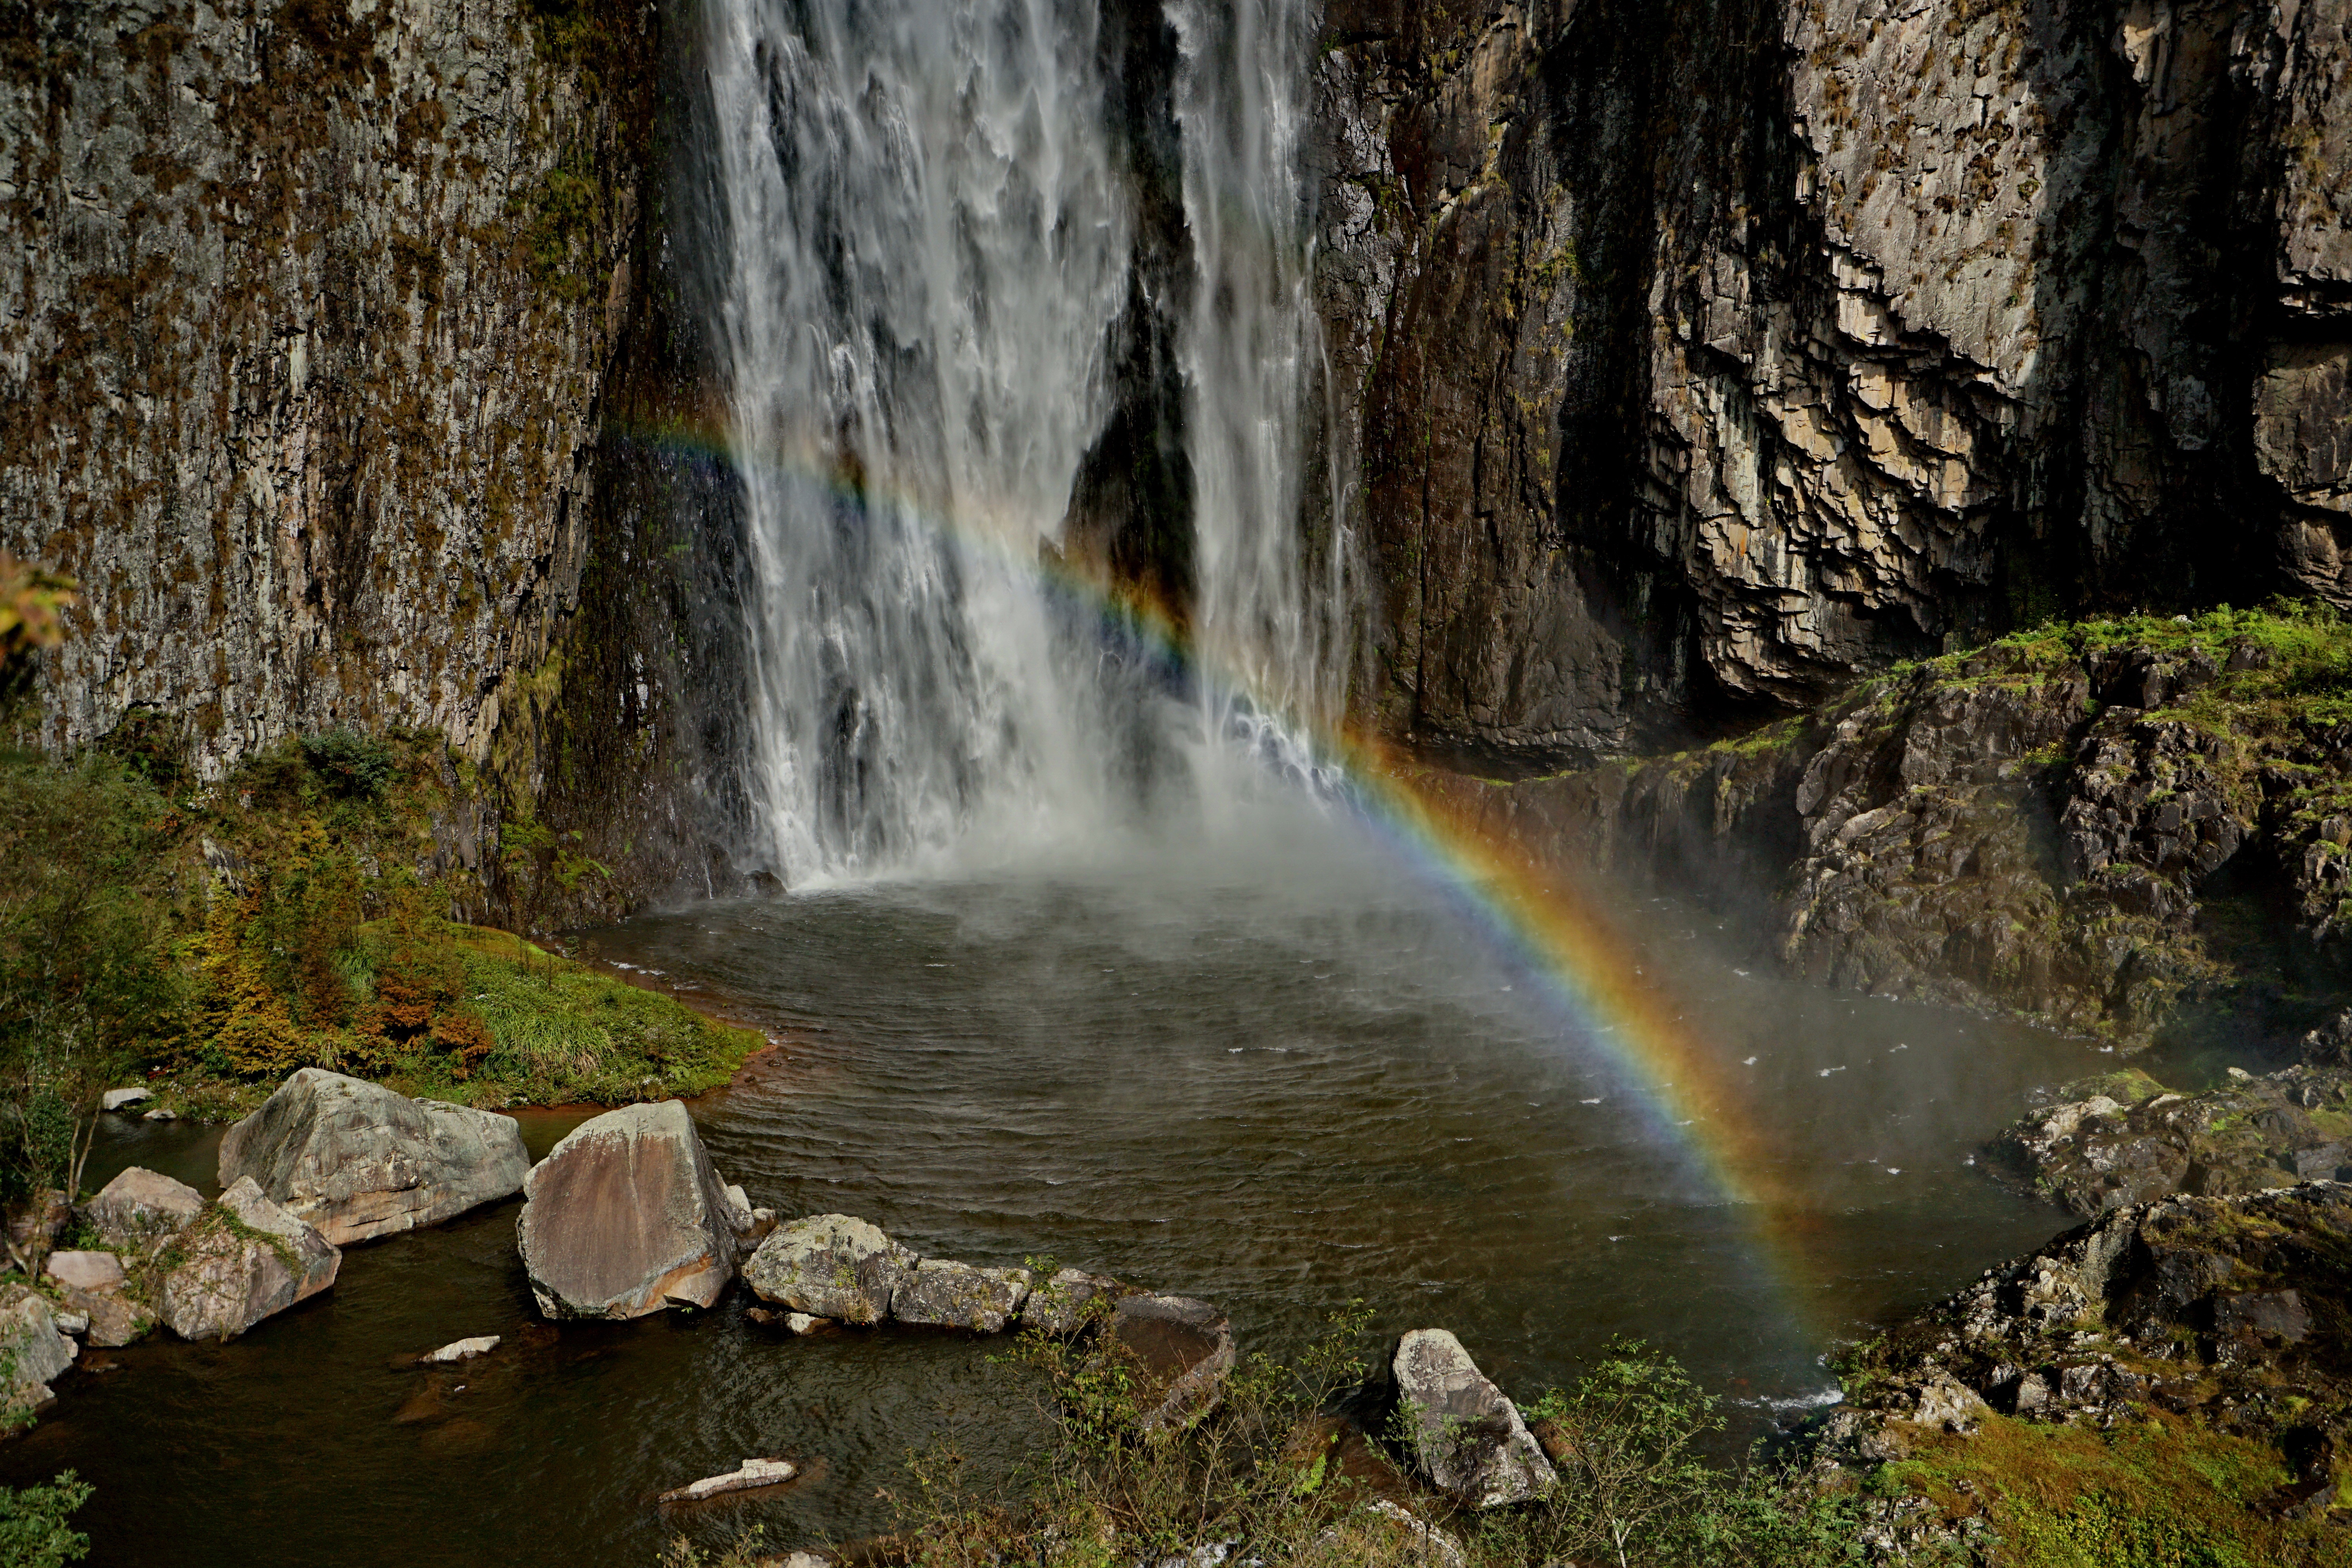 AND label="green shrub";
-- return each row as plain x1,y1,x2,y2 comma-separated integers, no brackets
0,1471,90,1568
